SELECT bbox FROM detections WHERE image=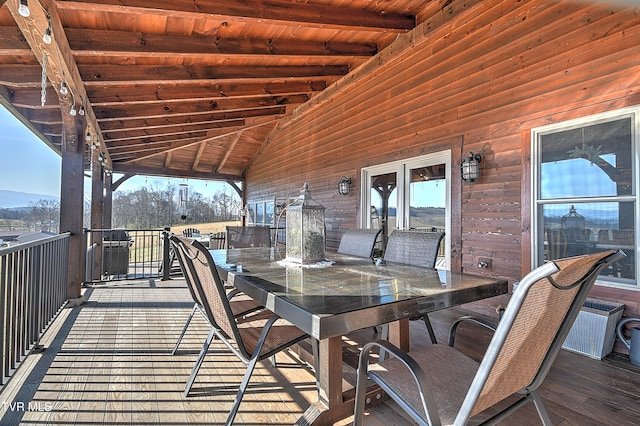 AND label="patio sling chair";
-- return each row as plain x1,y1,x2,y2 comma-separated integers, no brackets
382,230,446,344
226,225,272,248
179,237,311,425
353,249,625,426
182,227,201,238
169,236,263,355
337,228,382,258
